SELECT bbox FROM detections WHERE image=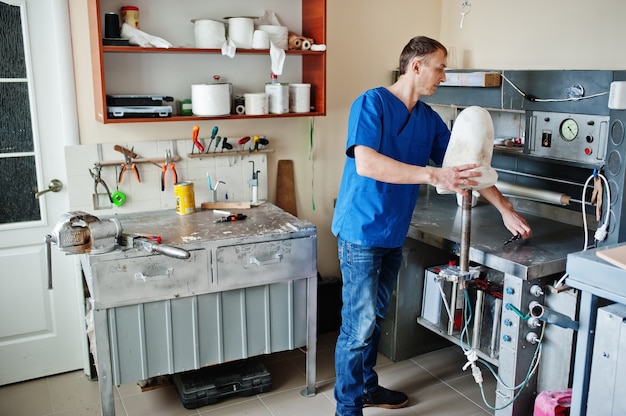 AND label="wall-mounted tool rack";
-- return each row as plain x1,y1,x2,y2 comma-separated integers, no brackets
187,149,274,160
